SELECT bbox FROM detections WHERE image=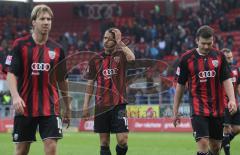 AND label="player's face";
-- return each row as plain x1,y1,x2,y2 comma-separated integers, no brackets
32,12,52,35
103,31,116,51
224,52,233,64
196,36,213,55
